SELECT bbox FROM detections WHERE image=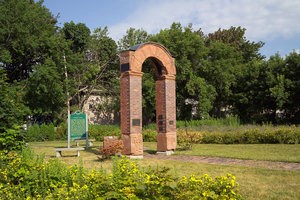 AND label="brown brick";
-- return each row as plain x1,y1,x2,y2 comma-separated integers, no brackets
120,42,177,156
